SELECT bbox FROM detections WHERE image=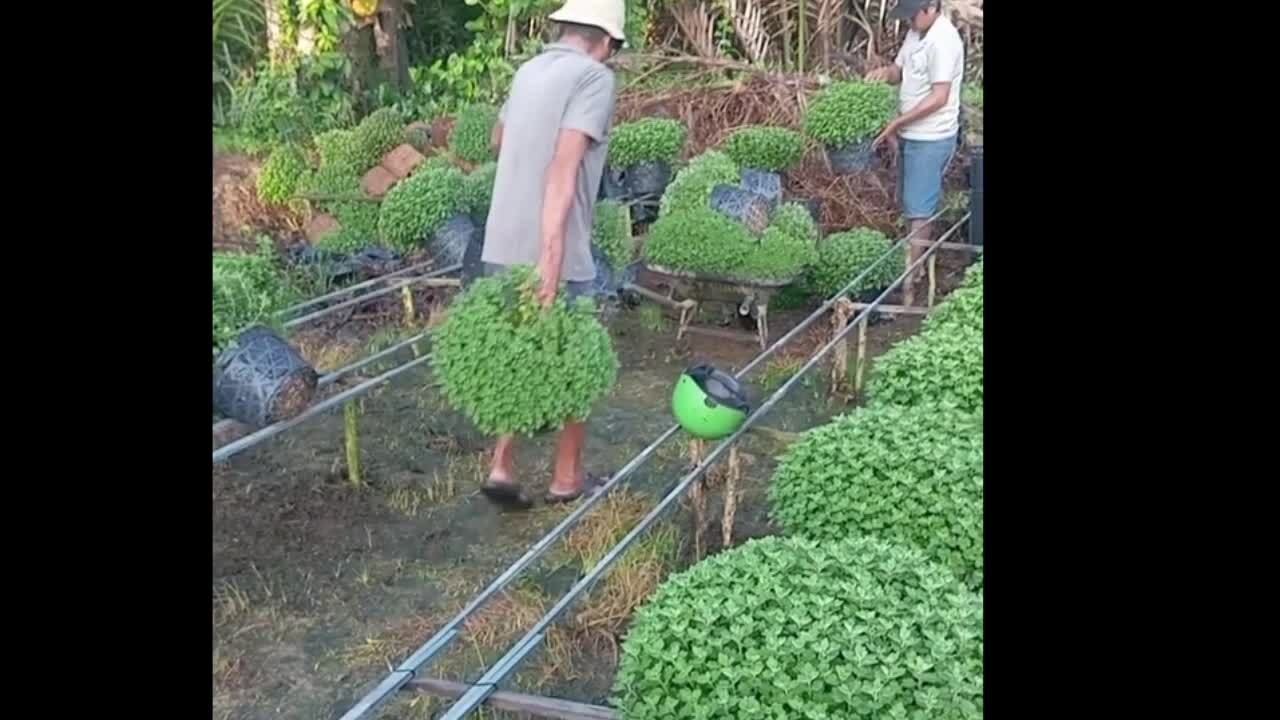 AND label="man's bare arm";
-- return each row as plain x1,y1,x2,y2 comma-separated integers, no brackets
491,121,504,155
866,64,903,85
534,129,591,306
